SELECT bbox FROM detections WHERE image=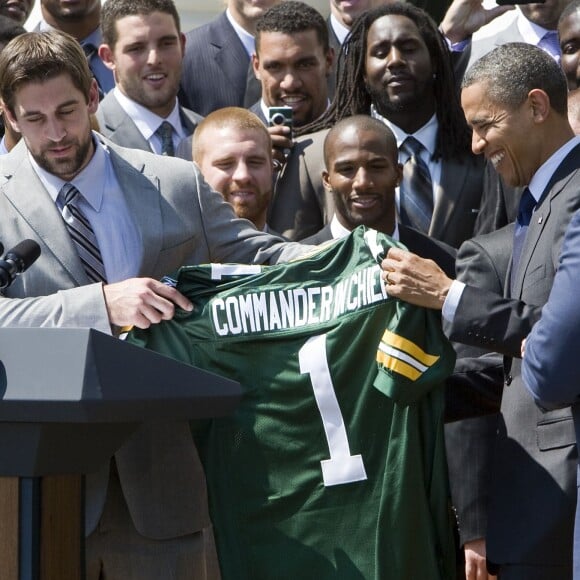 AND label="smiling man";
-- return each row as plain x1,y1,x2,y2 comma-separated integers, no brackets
250,0,333,162
383,42,580,580
0,0,33,24
301,114,455,276
96,0,202,156
193,107,274,233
